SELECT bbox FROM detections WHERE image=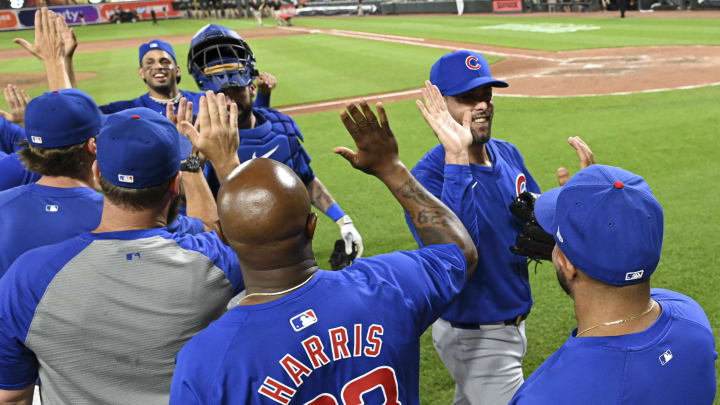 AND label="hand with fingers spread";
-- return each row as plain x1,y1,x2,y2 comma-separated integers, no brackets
14,8,65,64
180,91,239,181
56,14,77,59
0,85,31,127
416,80,472,165
14,8,71,90
334,101,403,180
556,136,595,186
256,72,277,96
